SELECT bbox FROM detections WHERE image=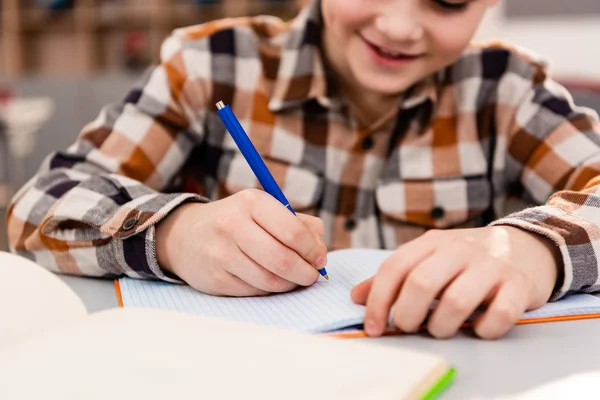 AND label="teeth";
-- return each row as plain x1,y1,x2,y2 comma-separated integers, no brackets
378,47,403,58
